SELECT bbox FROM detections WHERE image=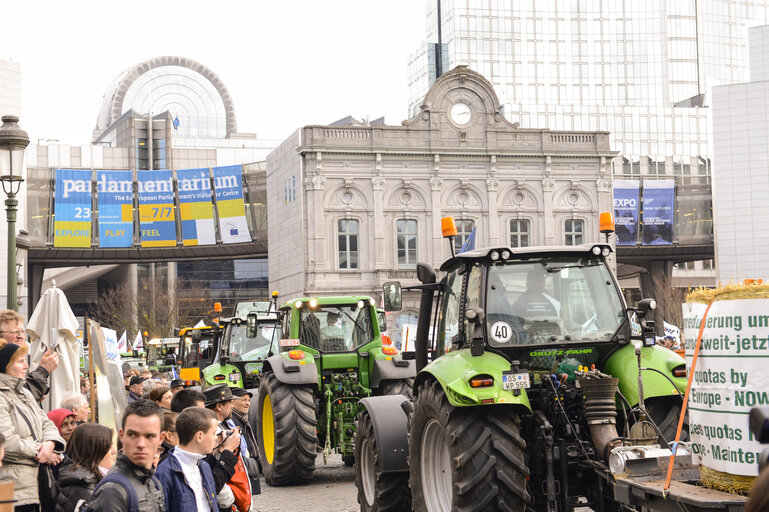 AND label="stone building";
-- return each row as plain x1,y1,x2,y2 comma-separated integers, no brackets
267,66,617,347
